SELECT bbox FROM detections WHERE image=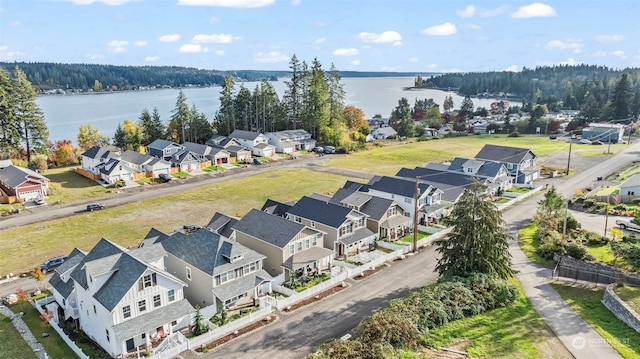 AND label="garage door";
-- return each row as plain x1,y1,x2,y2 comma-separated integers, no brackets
19,190,42,201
